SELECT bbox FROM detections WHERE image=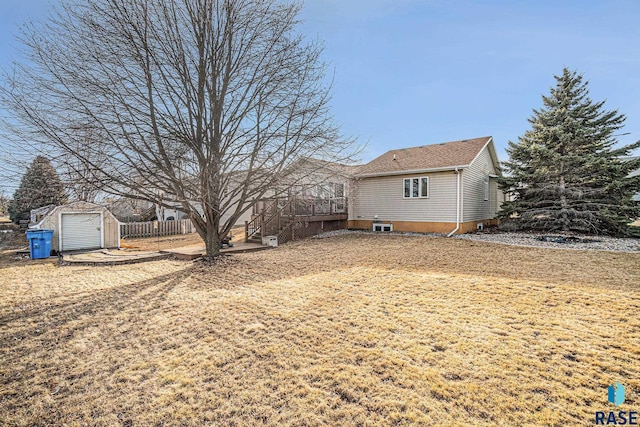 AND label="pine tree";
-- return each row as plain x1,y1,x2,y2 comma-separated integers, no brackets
499,68,640,236
8,156,67,223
